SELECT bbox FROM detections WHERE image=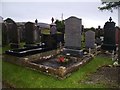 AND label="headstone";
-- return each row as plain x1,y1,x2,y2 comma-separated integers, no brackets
96,26,102,38
50,24,57,35
50,23,57,49
34,25,41,43
63,16,83,56
65,16,82,49
2,23,8,46
85,30,95,49
24,22,41,48
115,27,120,45
0,17,3,47
4,18,20,48
95,26,103,45
18,26,24,42
35,19,38,24
51,17,54,23
101,17,116,50
34,19,41,43
25,22,40,44
118,27,120,64
25,22,35,44
0,16,3,23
